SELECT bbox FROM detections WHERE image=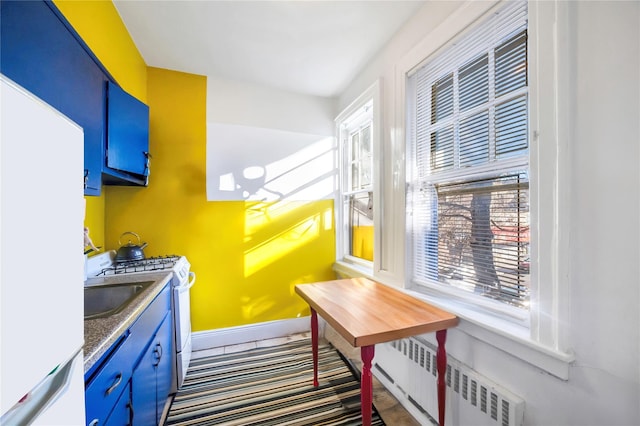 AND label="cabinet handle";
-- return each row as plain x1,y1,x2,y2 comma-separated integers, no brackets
143,151,152,186
143,151,151,174
153,343,163,366
83,169,98,191
88,420,99,426
105,372,122,396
